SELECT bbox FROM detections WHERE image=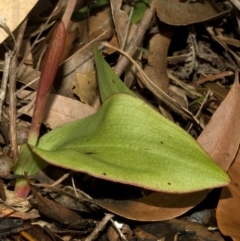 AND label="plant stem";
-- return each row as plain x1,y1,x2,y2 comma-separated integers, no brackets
28,21,66,146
